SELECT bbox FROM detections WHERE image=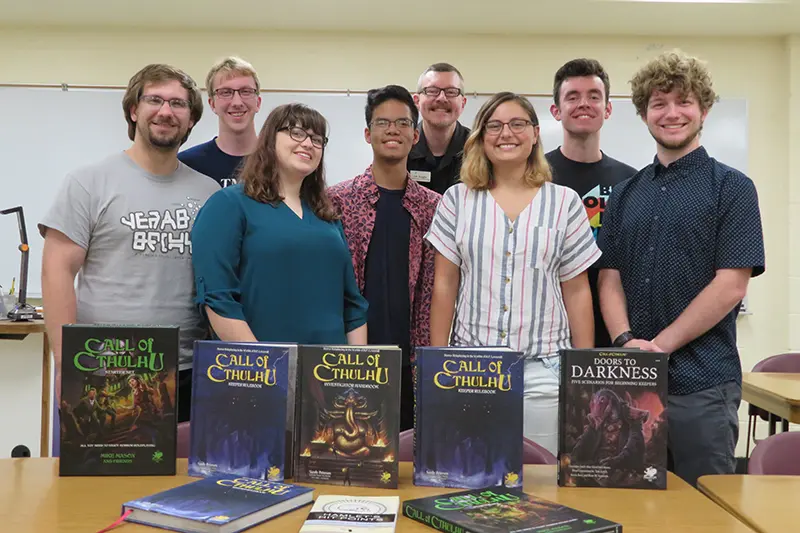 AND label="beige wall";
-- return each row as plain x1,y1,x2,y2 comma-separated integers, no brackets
0,27,791,456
